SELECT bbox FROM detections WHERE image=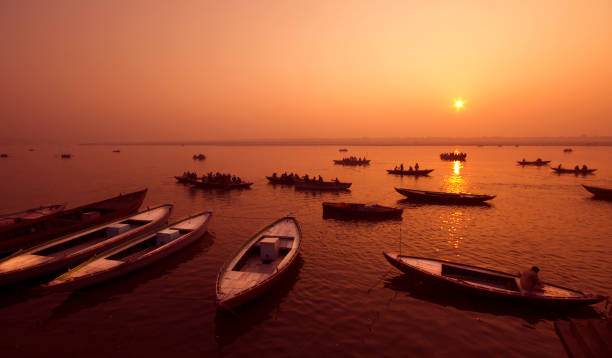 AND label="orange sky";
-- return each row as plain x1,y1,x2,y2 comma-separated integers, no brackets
1,1,611,143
